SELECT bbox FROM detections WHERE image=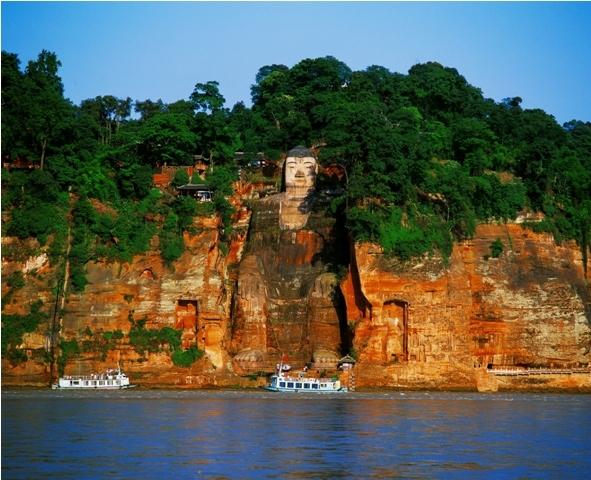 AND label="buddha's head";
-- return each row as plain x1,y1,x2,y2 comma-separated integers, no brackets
284,146,318,198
